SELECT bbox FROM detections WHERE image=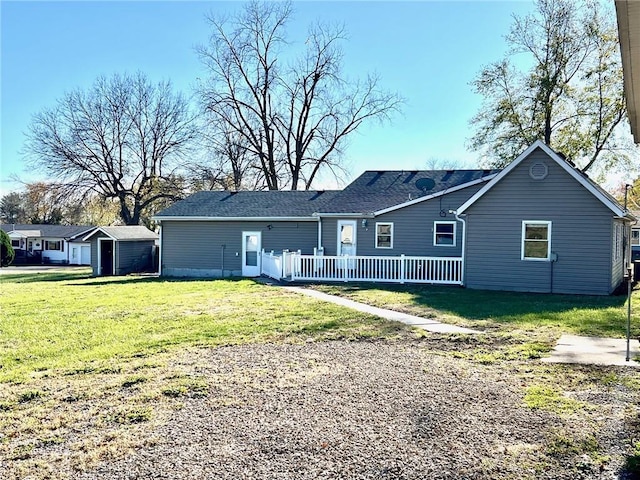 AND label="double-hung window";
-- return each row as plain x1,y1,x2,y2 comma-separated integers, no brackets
521,221,551,260
375,222,393,249
434,221,456,246
613,223,623,262
44,240,63,251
